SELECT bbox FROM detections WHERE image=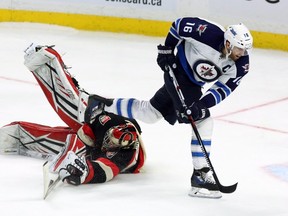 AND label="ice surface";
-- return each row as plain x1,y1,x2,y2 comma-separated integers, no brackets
0,22,287,216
